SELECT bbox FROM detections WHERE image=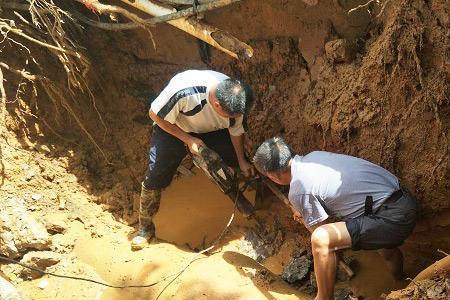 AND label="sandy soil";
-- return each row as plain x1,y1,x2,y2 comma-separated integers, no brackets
1,0,449,299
